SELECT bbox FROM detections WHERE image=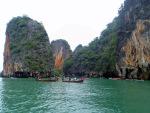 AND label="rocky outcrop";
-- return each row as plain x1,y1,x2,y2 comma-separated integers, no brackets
51,39,72,70
3,16,53,77
123,20,150,67
54,47,64,70
117,20,150,79
117,0,150,79
3,33,13,76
